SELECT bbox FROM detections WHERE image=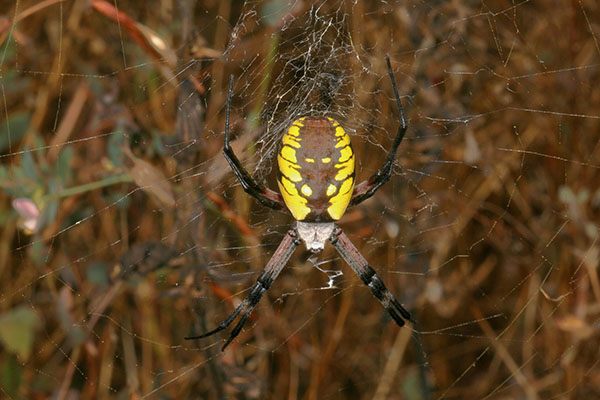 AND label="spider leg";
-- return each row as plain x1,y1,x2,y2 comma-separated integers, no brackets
351,55,408,206
222,75,285,210
330,226,411,326
186,229,300,350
